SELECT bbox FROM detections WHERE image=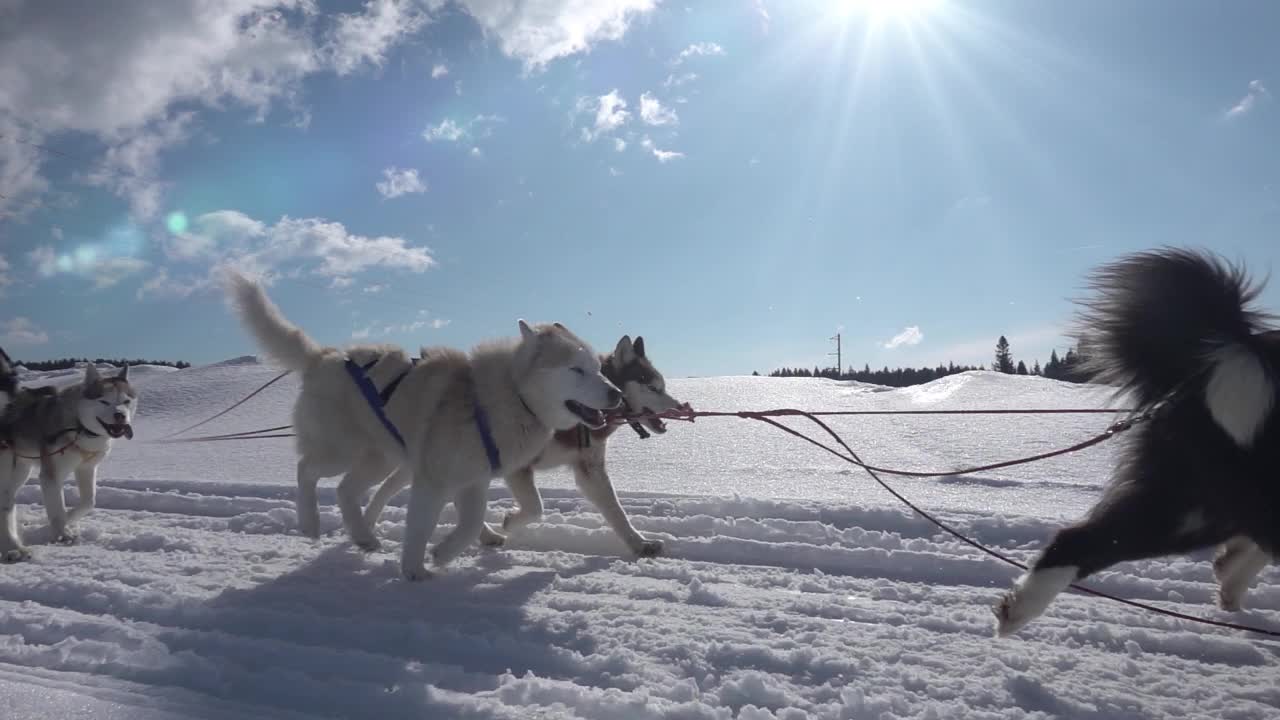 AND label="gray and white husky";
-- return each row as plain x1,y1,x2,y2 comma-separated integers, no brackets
225,271,623,580
0,353,138,562
363,334,690,558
